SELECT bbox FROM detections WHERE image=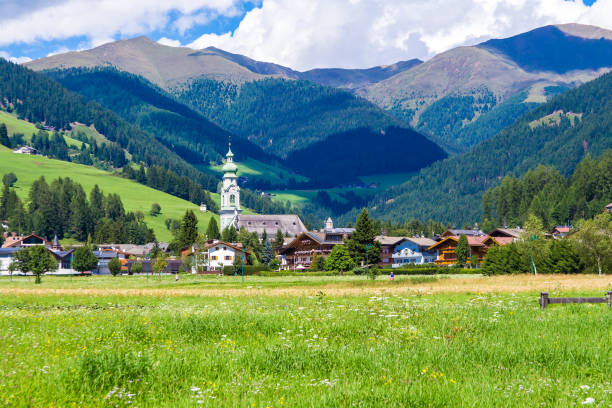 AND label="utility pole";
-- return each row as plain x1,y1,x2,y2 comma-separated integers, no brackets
530,235,538,275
